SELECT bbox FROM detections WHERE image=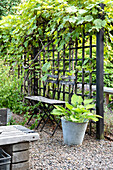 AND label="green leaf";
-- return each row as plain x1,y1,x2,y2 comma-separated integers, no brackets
87,116,99,122
78,9,87,15
54,105,66,112
76,16,84,25
38,28,43,35
84,15,93,22
32,24,37,30
42,62,51,72
70,115,78,122
86,104,95,110
57,45,63,52
84,99,93,105
94,114,102,118
24,41,28,48
40,75,47,81
77,96,83,104
82,59,89,66
92,8,98,15
86,4,95,9
72,108,83,113
65,6,77,13
51,109,63,116
54,105,71,115
71,94,83,105
71,94,78,106
66,102,73,110
93,19,103,31
69,16,77,23
102,20,106,27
